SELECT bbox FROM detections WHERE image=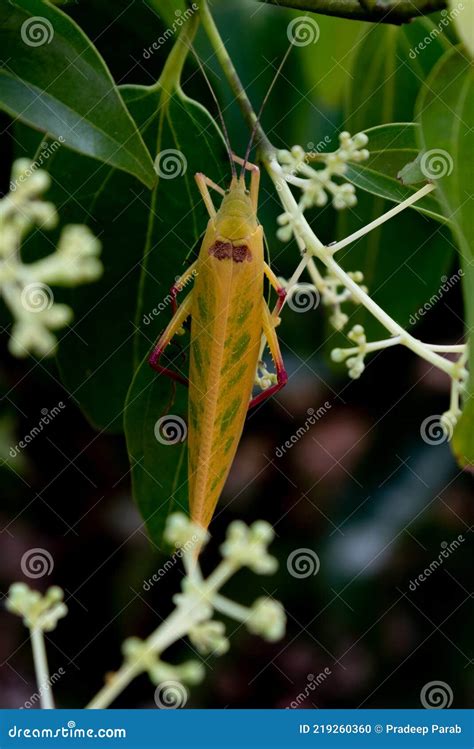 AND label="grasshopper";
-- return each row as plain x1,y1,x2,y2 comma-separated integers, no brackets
149,153,288,532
